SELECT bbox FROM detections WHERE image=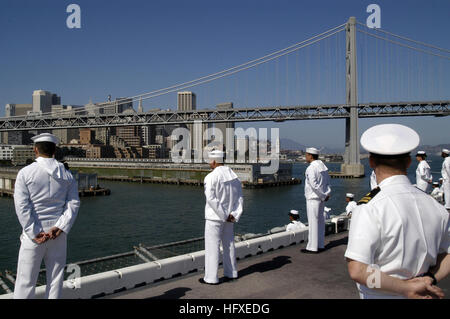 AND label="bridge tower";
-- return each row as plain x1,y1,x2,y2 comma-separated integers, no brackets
341,17,365,177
